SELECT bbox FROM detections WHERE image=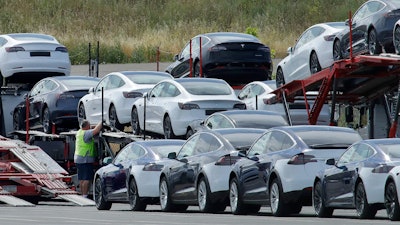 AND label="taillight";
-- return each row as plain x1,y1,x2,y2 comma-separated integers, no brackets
58,93,75,100
143,163,164,171
123,91,143,98
215,155,241,166
209,45,227,52
323,34,336,41
55,47,68,53
6,46,25,52
233,103,246,110
371,164,394,173
178,102,199,110
287,153,317,165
